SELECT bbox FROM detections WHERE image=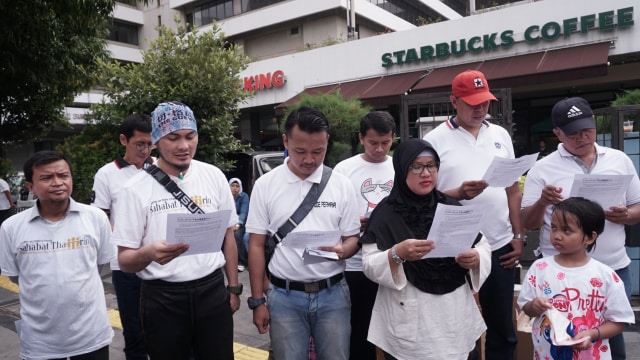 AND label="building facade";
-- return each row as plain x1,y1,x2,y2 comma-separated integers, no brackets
6,0,640,291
